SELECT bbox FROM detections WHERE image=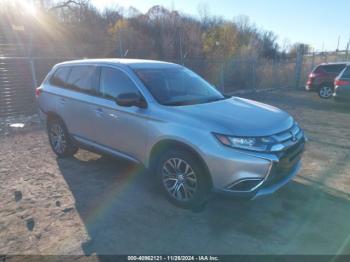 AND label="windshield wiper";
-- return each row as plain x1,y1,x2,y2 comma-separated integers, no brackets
163,100,198,106
199,97,227,104
163,96,228,106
